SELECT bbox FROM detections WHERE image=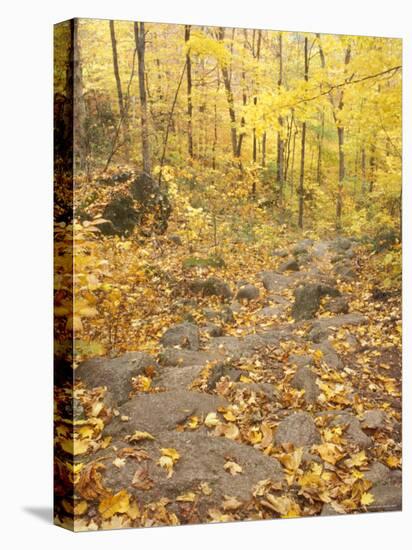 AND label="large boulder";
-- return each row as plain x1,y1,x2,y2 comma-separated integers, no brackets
329,413,372,449
153,365,204,391
279,259,300,273
236,284,260,302
99,196,139,236
274,412,321,447
324,296,349,315
333,260,356,281
160,322,200,350
260,271,290,291
189,277,232,300
97,432,284,516
310,313,366,332
105,389,228,437
75,352,157,405
159,348,221,367
291,366,320,404
292,283,340,321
